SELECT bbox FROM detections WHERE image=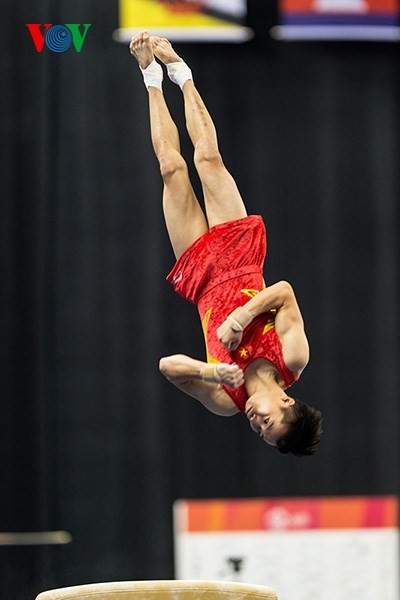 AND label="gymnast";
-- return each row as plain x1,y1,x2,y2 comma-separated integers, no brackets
129,32,322,456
